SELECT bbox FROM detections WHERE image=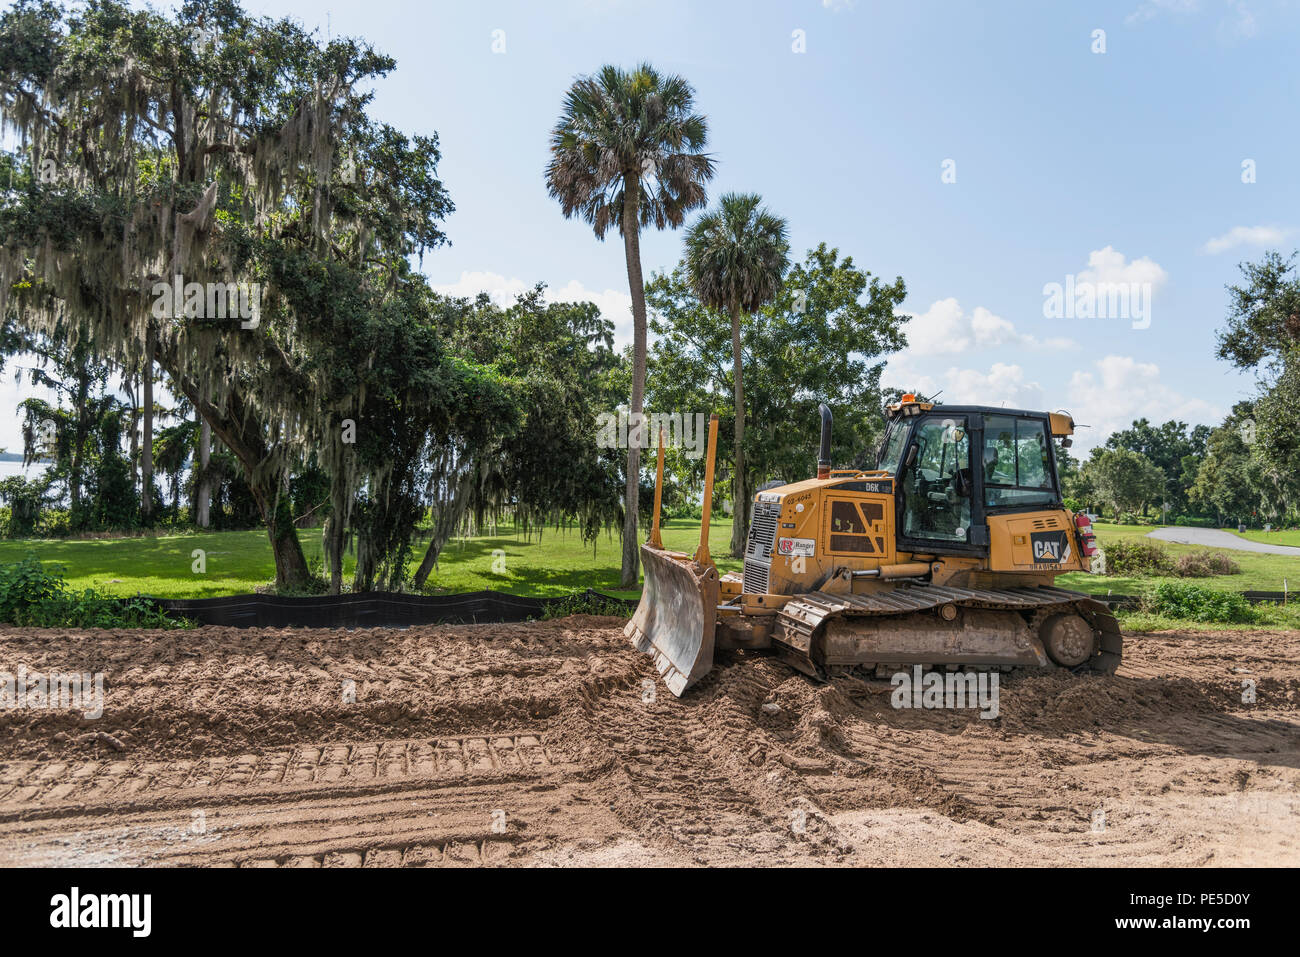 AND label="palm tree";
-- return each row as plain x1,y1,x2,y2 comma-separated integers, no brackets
547,63,715,588
684,193,789,558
